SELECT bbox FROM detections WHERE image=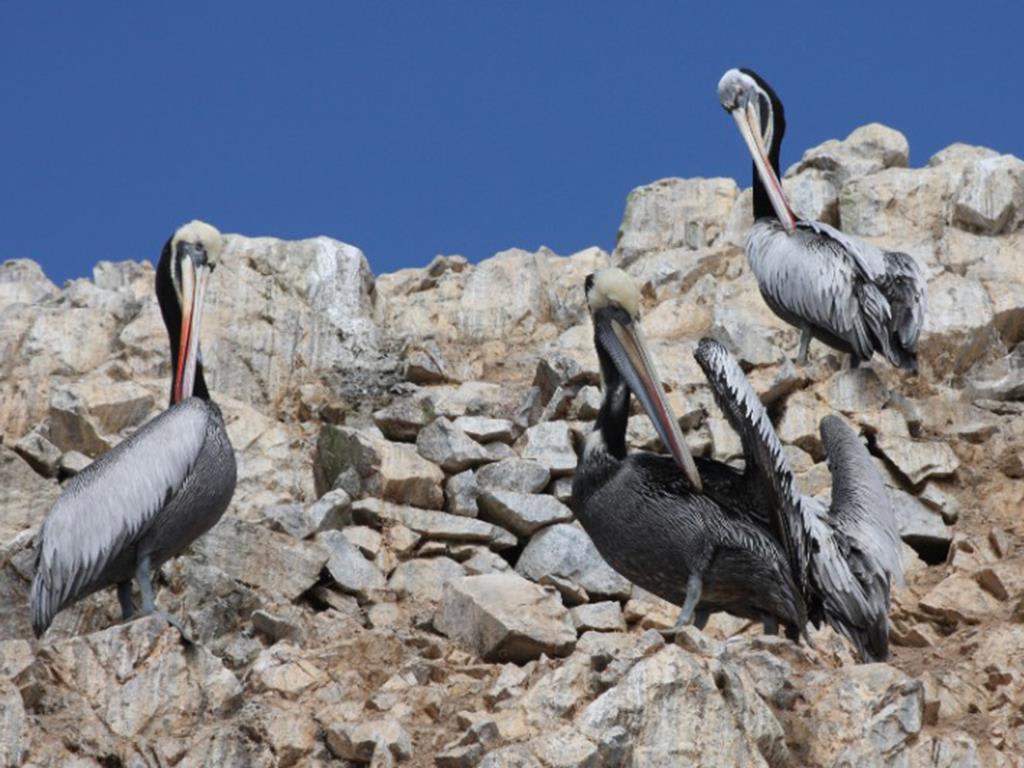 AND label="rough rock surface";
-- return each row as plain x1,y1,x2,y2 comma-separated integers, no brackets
3,126,1024,764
